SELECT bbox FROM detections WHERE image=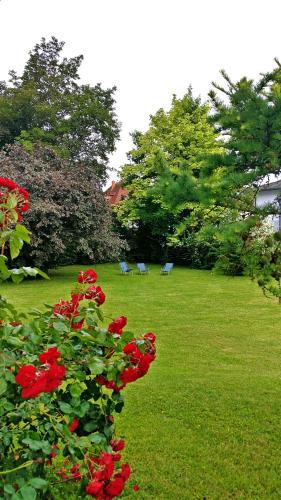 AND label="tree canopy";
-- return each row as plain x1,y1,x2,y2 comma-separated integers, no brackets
116,89,221,261
0,37,120,182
